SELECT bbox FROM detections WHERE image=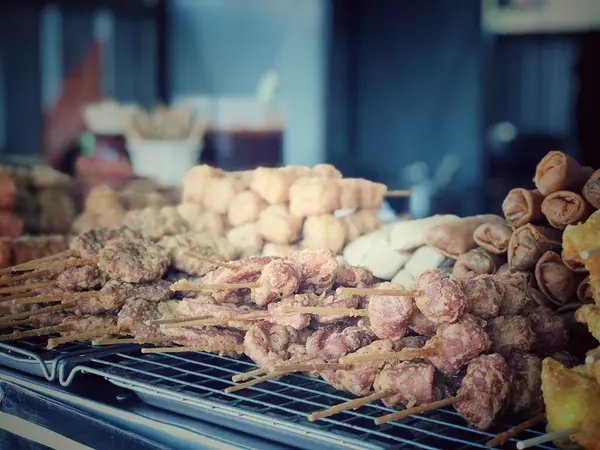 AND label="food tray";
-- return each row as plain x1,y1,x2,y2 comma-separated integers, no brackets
0,331,132,381
63,351,556,449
